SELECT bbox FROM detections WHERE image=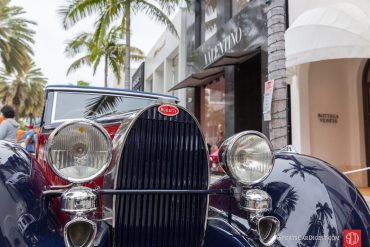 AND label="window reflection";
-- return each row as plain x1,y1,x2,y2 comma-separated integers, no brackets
202,0,217,42
232,0,250,16
200,76,225,153
53,92,155,121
